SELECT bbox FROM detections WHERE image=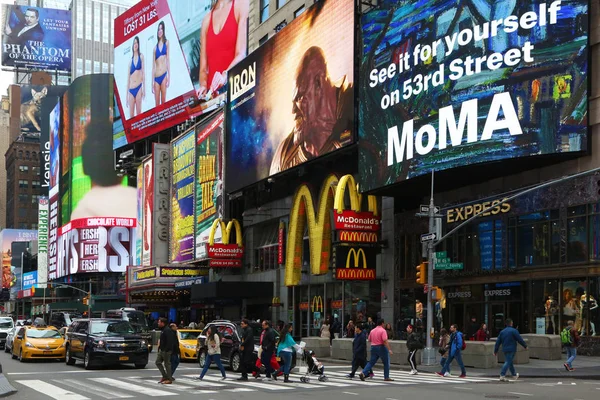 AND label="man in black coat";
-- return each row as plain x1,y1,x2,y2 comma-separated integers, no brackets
4,7,45,46
261,320,276,380
347,324,372,379
156,317,176,384
238,319,255,381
